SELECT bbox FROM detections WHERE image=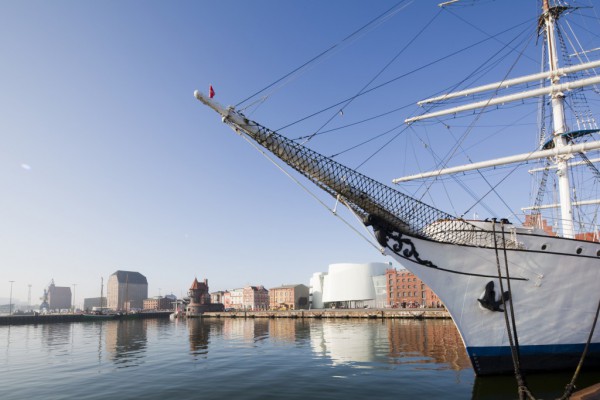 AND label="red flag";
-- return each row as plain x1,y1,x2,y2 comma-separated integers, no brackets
209,85,215,99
